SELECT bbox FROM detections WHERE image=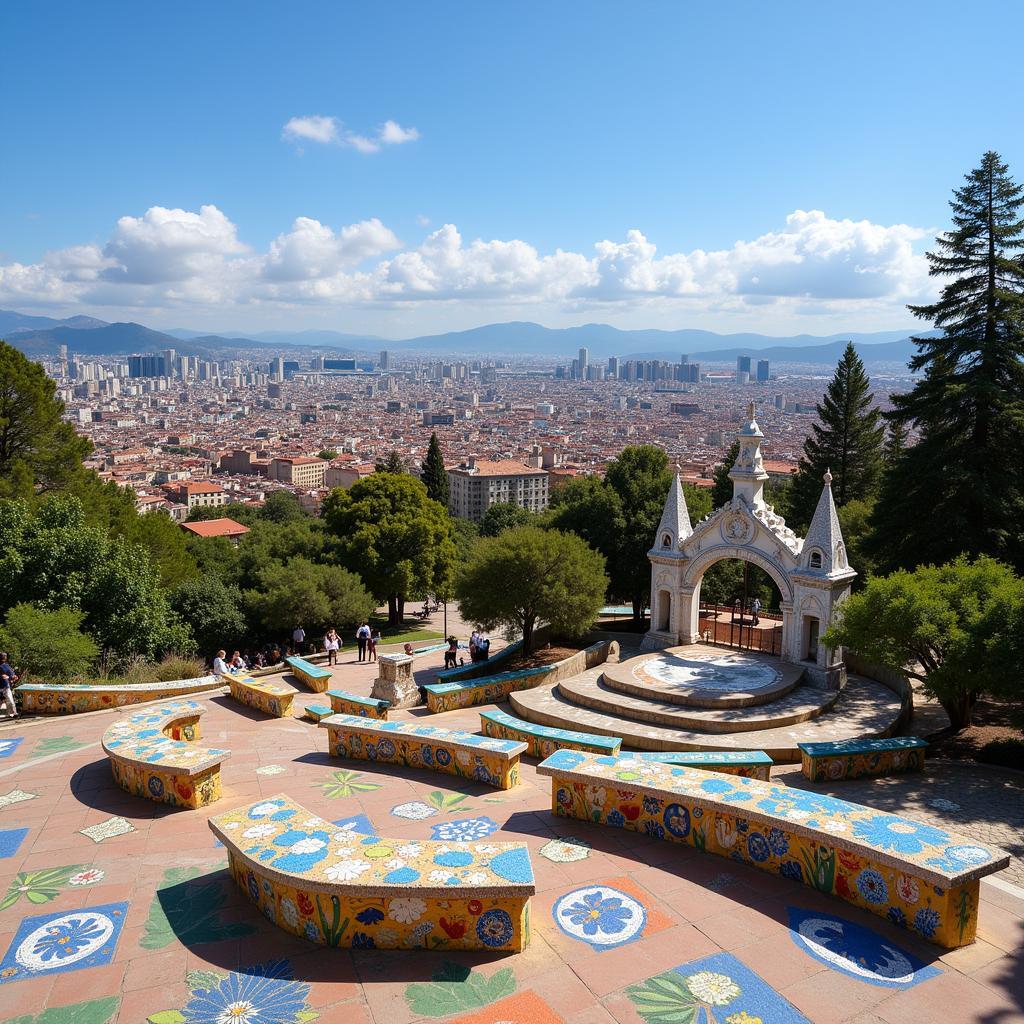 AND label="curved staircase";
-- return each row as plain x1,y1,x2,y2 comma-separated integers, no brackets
509,643,905,762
